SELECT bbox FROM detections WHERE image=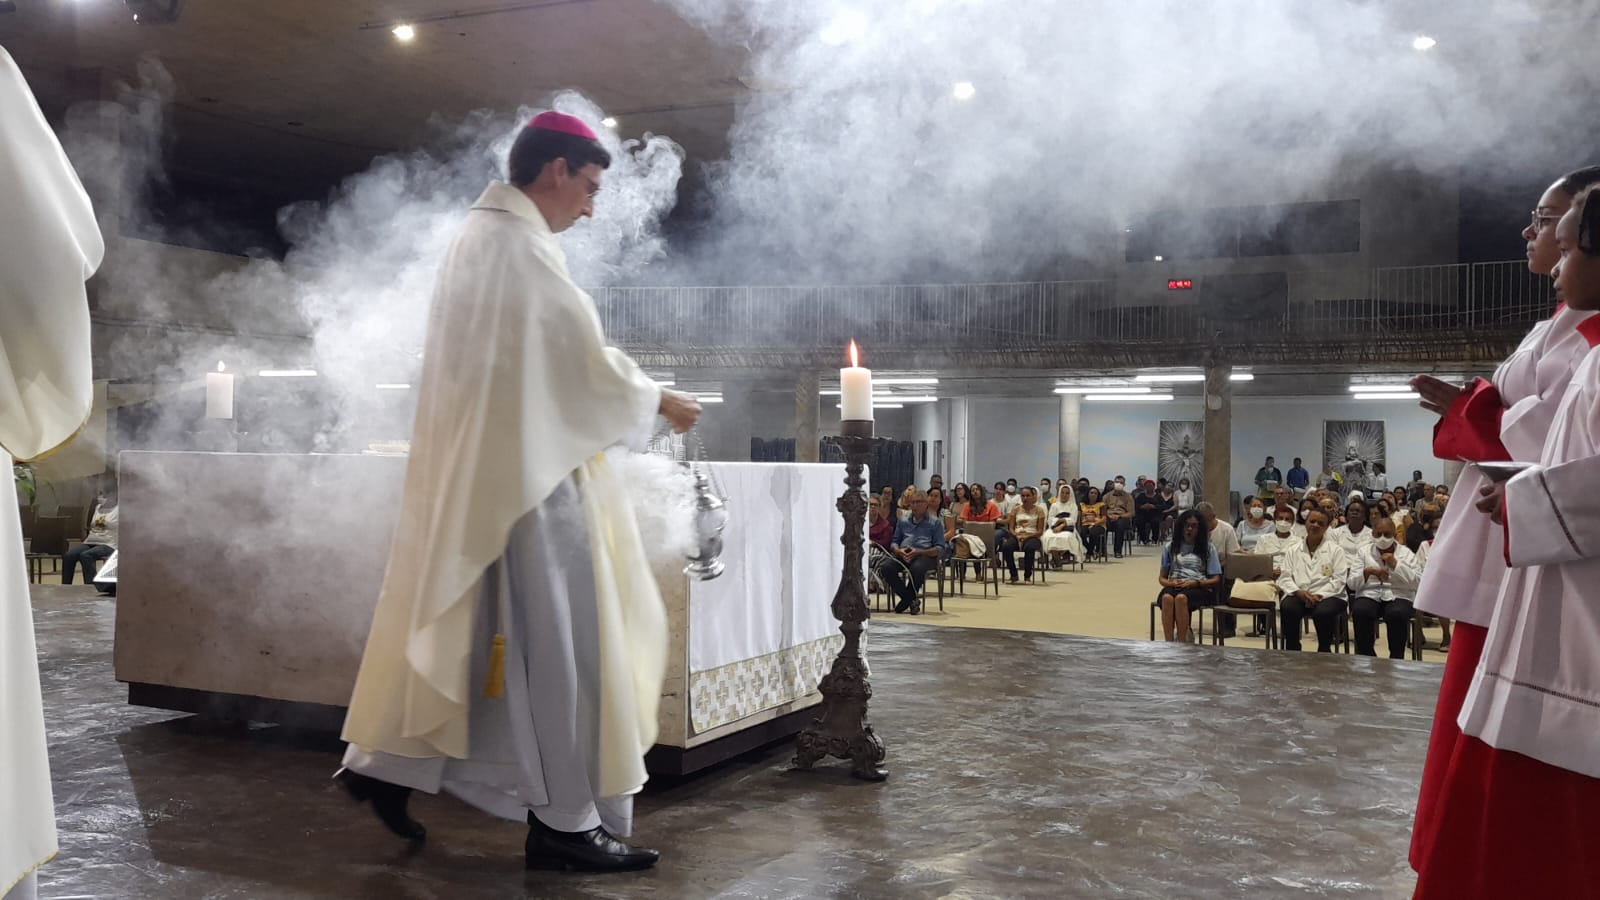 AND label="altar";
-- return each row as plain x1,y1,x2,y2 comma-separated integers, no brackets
111,451,857,774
